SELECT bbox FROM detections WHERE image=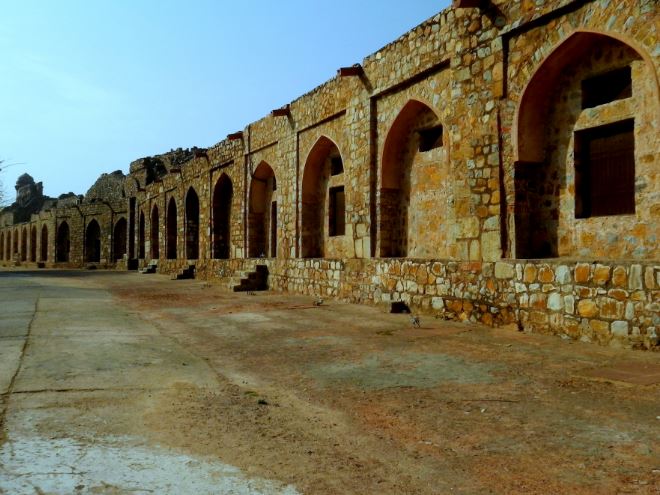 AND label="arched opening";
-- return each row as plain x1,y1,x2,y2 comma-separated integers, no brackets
212,174,232,259
151,204,160,259
514,32,654,259
56,222,70,262
380,100,446,258
85,219,101,263
12,230,18,258
166,197,177,259
185,187,200,260
114,218,127,261
40,225,48,262
301,136,345,258
20,228,27,261
0,232,4,260
30,226,37,262
138,211,145,259
248,162,277,258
